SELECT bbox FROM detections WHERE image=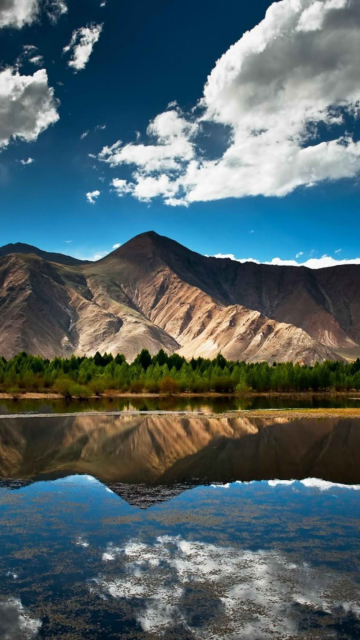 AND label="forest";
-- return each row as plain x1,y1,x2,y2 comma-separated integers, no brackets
0,350,360,397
